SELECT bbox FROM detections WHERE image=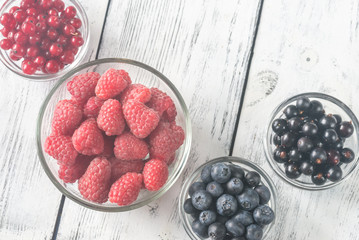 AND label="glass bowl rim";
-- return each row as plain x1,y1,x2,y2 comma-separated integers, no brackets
0,0,90,81
178,156,278,240
264,92,359,191
36,57,192,212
